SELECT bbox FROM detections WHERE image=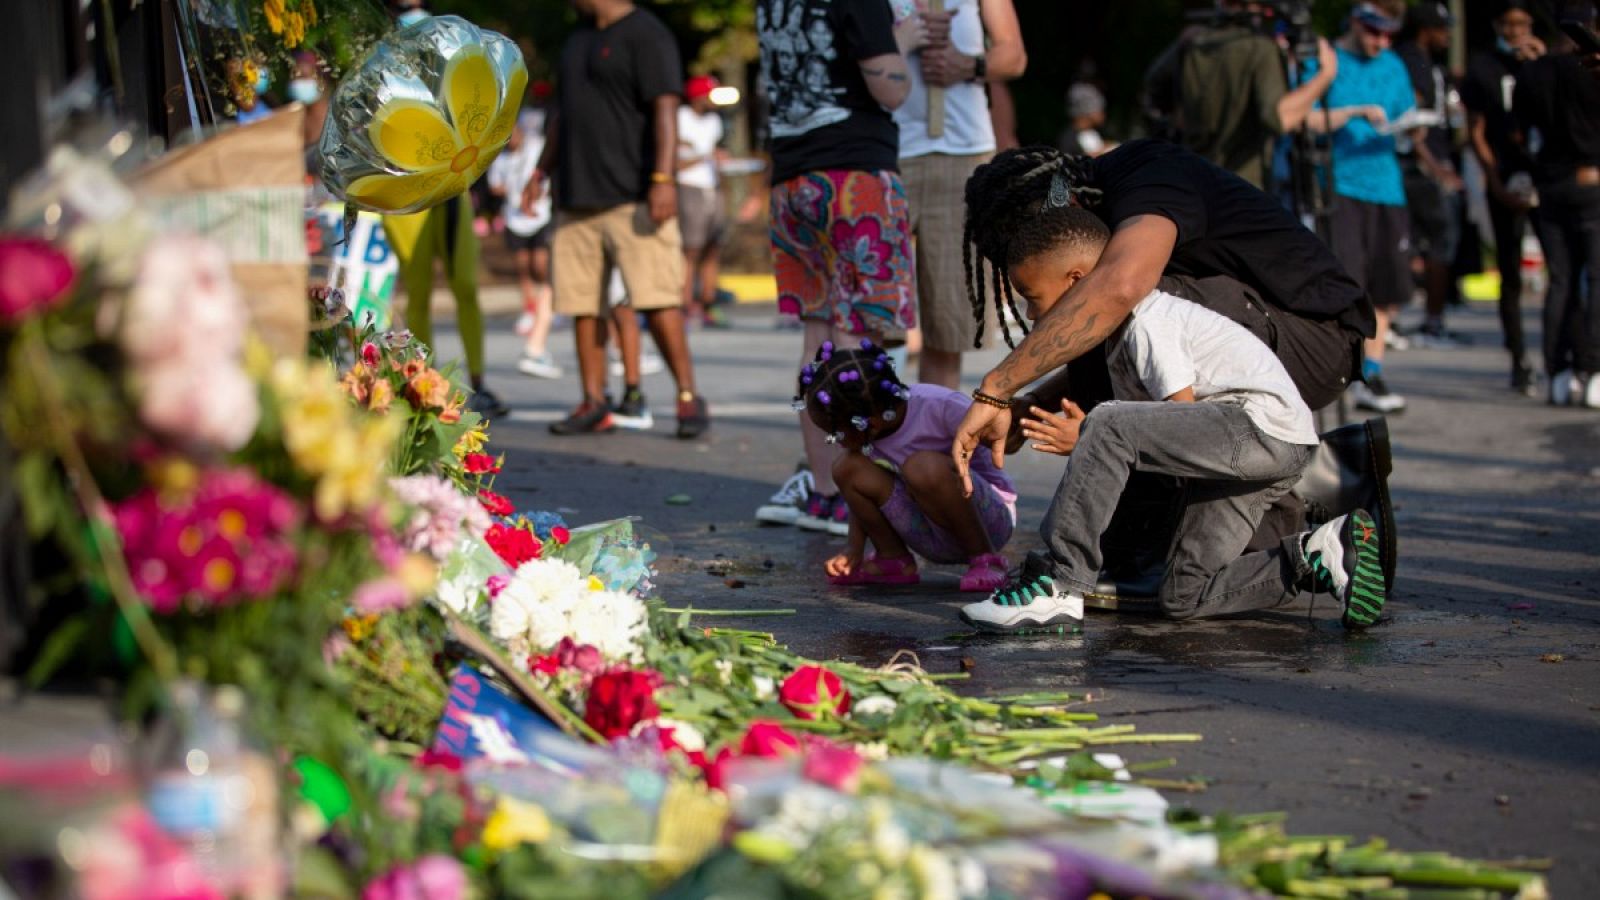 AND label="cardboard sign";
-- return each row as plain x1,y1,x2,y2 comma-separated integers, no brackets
310,203,397,330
